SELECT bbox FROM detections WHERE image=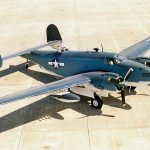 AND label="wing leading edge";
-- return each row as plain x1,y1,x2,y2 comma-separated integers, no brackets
0,75,90,105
